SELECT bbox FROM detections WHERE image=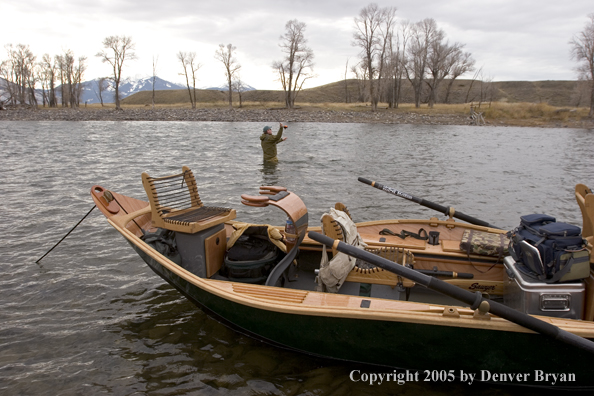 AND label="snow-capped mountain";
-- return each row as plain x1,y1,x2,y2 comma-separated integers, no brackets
78,76,187,104
0,76,257,105
203,83,257,92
